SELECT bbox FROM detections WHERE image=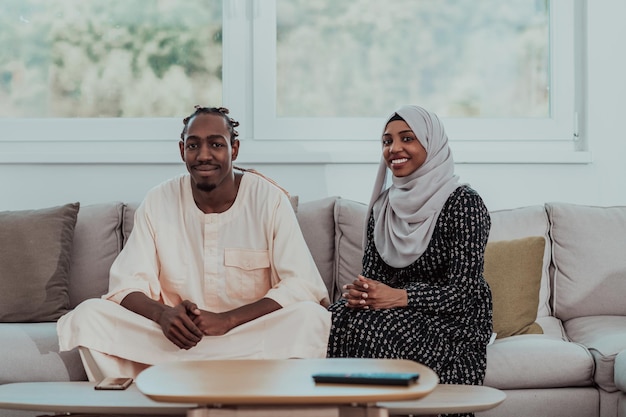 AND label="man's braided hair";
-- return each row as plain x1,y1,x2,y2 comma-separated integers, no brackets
180,106,240,144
